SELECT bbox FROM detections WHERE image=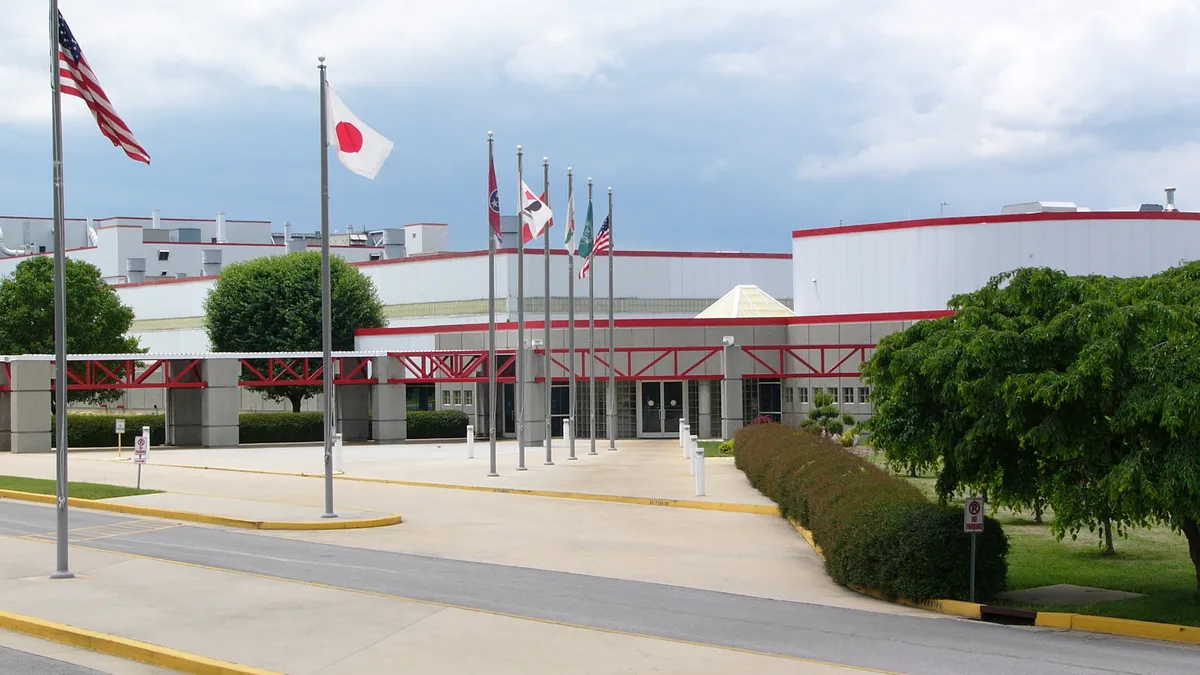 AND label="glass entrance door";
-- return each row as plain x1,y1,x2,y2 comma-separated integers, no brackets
639,381,686,437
